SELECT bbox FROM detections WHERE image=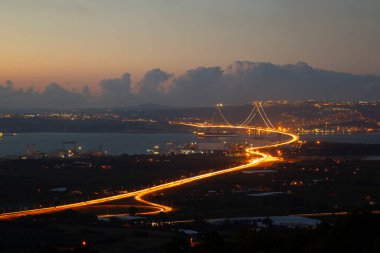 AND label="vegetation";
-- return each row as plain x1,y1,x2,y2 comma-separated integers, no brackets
163,213,380,253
